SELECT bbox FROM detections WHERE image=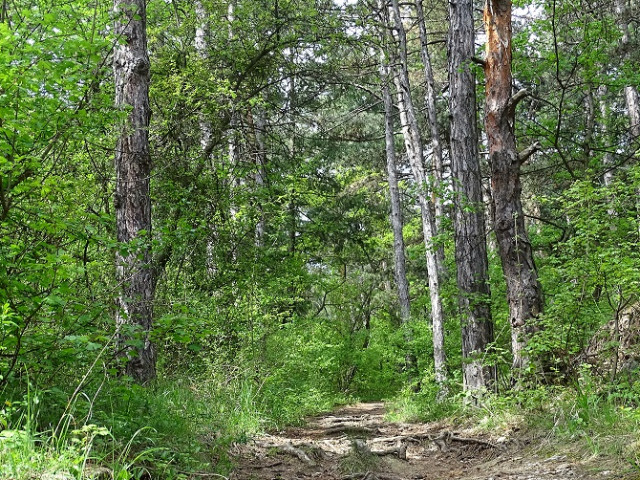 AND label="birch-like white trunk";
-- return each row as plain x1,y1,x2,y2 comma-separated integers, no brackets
598,86,616,195
195,1,220,276
388,0,447,391
415,0,446,275
252,110,267,247
381,53,411,328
